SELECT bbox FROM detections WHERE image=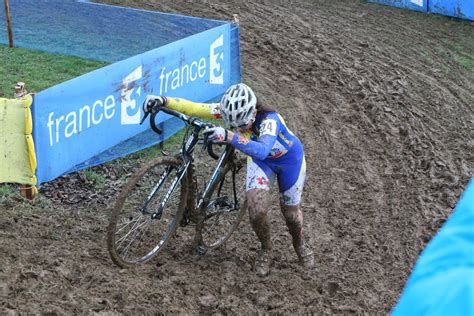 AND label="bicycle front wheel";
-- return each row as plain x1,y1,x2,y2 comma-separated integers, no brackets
107,156,187,268
199,162,246,249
